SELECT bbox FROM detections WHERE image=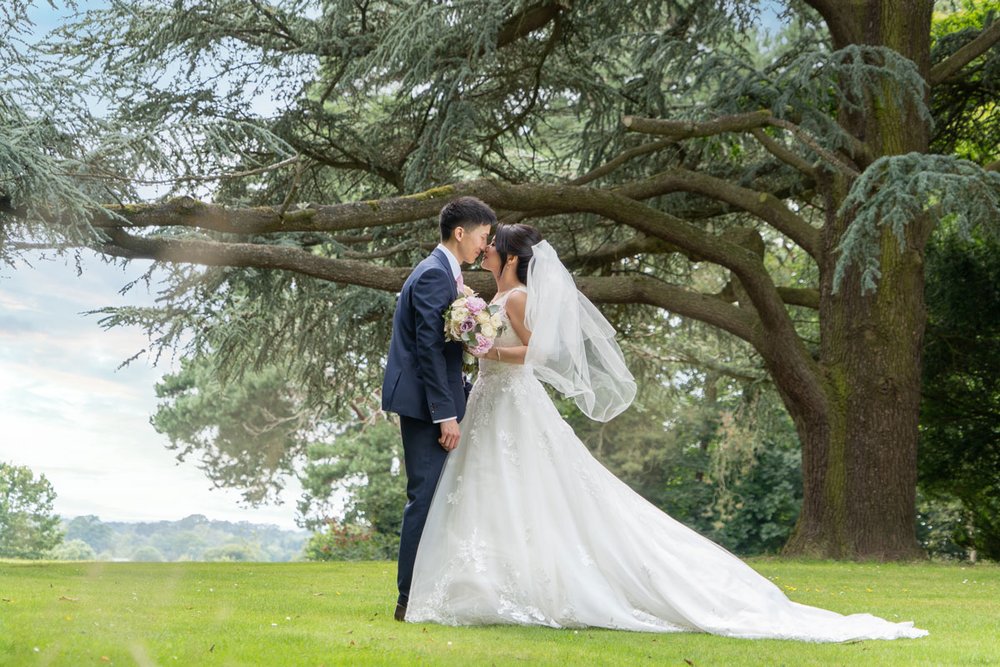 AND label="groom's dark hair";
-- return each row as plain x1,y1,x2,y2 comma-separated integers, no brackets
439,196,496,241
495,223,543,286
